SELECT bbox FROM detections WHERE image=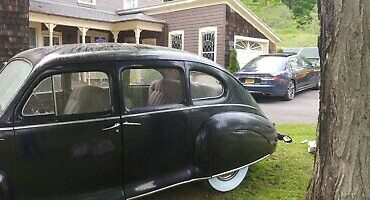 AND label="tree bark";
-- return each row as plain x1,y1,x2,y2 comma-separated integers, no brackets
307,0,370,199
0,0,29,63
